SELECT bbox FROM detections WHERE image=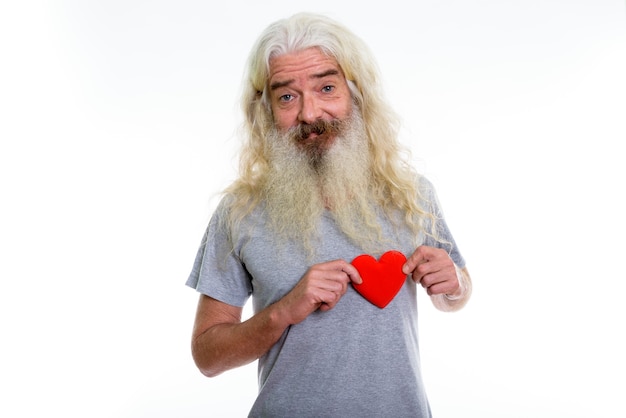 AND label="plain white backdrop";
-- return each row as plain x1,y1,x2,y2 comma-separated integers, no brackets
2,1,625,417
